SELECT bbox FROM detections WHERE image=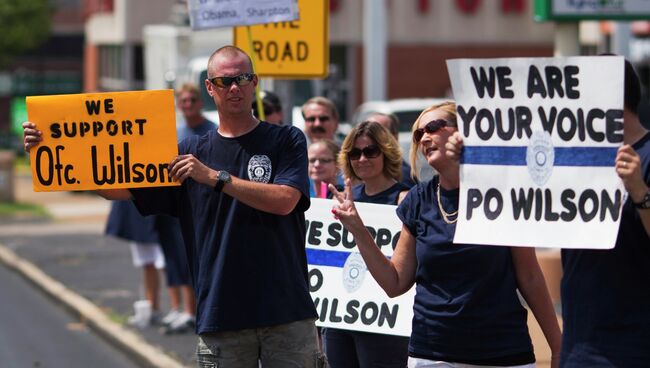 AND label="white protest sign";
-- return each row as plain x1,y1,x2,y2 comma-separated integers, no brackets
306,198,414,336
447,56,625,249
187,0,299,30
